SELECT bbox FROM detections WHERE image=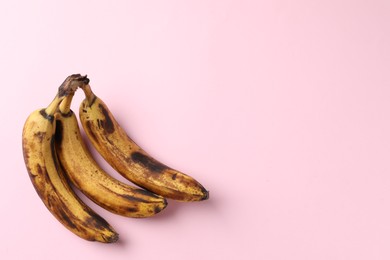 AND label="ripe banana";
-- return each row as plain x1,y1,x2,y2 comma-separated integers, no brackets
79,84,209,201
55,92,168,218
22,75,118,243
